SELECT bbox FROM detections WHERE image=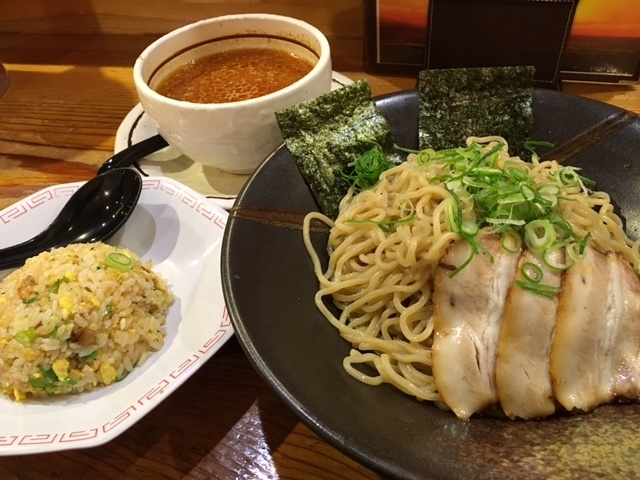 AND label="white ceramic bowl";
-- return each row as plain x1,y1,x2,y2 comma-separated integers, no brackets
134,14,332,174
